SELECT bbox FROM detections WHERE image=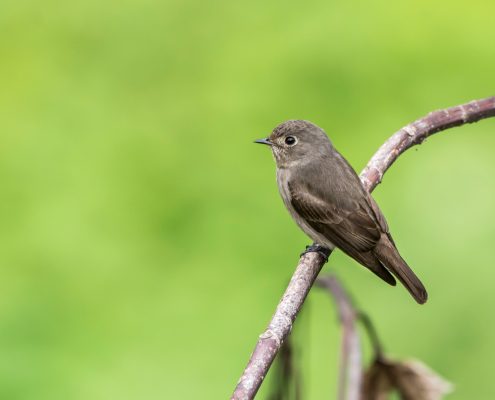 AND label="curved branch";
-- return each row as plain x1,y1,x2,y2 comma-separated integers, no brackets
316,275,362,400
361,97,495,191
231,96,495,400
